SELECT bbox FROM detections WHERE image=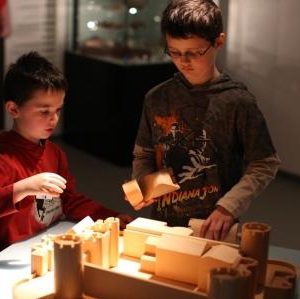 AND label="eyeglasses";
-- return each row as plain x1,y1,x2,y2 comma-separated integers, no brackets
165,44,211,60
